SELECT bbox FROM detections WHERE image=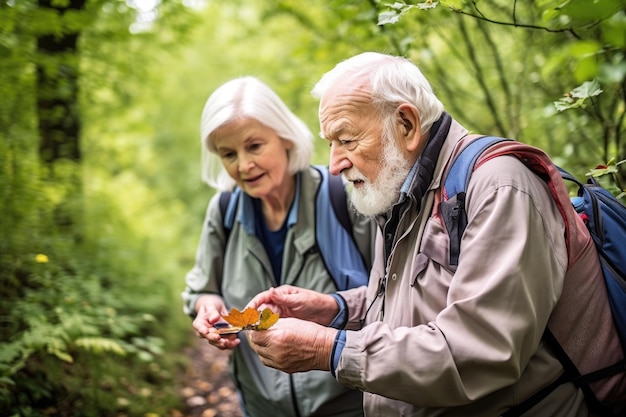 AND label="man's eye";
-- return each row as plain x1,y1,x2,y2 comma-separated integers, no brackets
340,139,355,146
